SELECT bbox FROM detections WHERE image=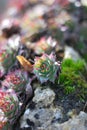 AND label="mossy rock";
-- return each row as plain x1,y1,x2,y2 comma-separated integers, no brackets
59,59,87,101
